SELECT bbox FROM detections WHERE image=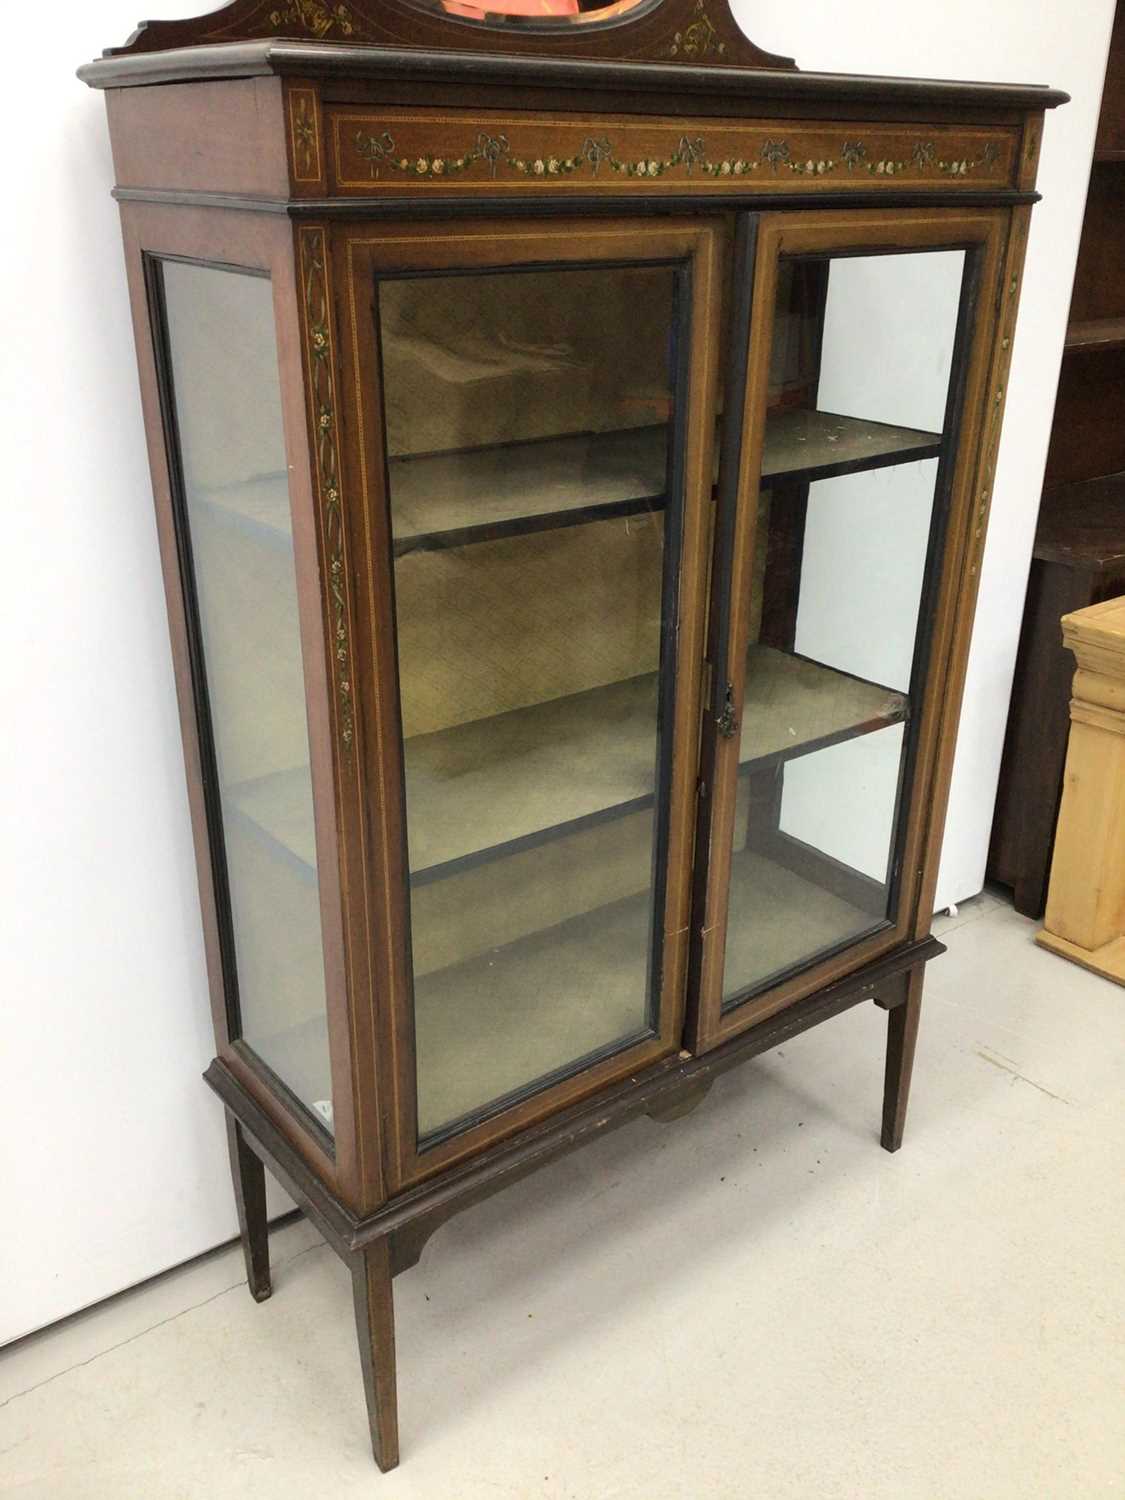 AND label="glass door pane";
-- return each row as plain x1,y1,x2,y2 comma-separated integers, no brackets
157,261,333,1131
720,245,969,1005
376,263,683,1142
